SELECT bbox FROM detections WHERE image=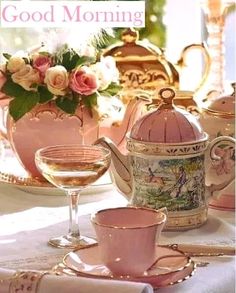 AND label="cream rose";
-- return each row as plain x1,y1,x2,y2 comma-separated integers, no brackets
7,56,26,73
44,65,69,96
11,64,40,91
